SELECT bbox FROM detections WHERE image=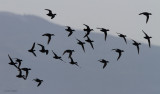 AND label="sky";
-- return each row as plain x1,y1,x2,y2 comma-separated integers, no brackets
0,0,160,46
